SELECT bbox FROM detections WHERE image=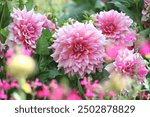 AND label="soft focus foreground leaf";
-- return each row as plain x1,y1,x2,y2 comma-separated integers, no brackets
0,1,10,29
